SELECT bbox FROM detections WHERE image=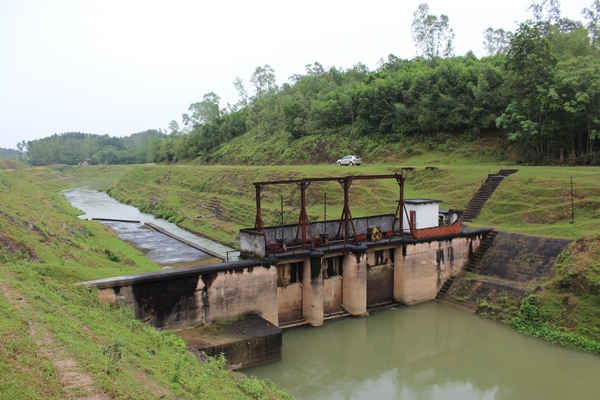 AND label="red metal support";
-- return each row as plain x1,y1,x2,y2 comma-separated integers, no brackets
295,180,313,248
336,177,357,245
254,183,263,231
252,173,404,243
392,173,405,234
